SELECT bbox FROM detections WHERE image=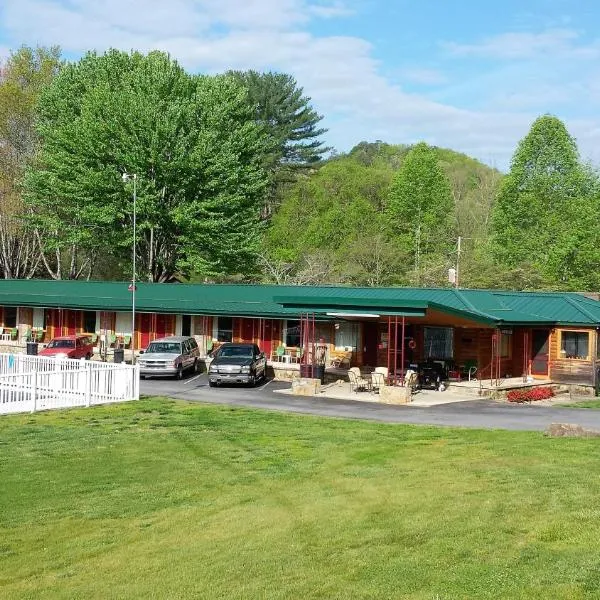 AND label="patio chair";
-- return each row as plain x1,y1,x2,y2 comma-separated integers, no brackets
348,367,370,393
289,347,304,363
404,369,418,391
461,359,478,381
91,333,98,344
123,334,132,348
331,350,352,369
271,345,286,362
35,329,45,343
370,372,386,393
109,333,117,348
374,366,388,381
10,327,18,340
